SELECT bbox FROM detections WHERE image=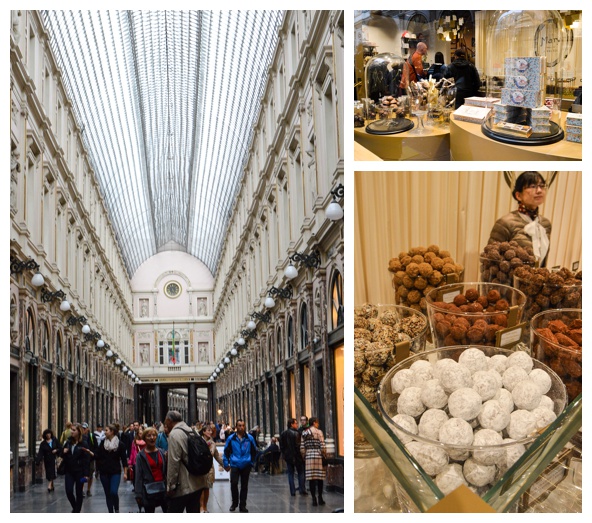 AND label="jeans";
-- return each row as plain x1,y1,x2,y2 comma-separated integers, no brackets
286,461,306,494
167,489,202,513
64,473,84,512
230,466,251,509
100,473,122,513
